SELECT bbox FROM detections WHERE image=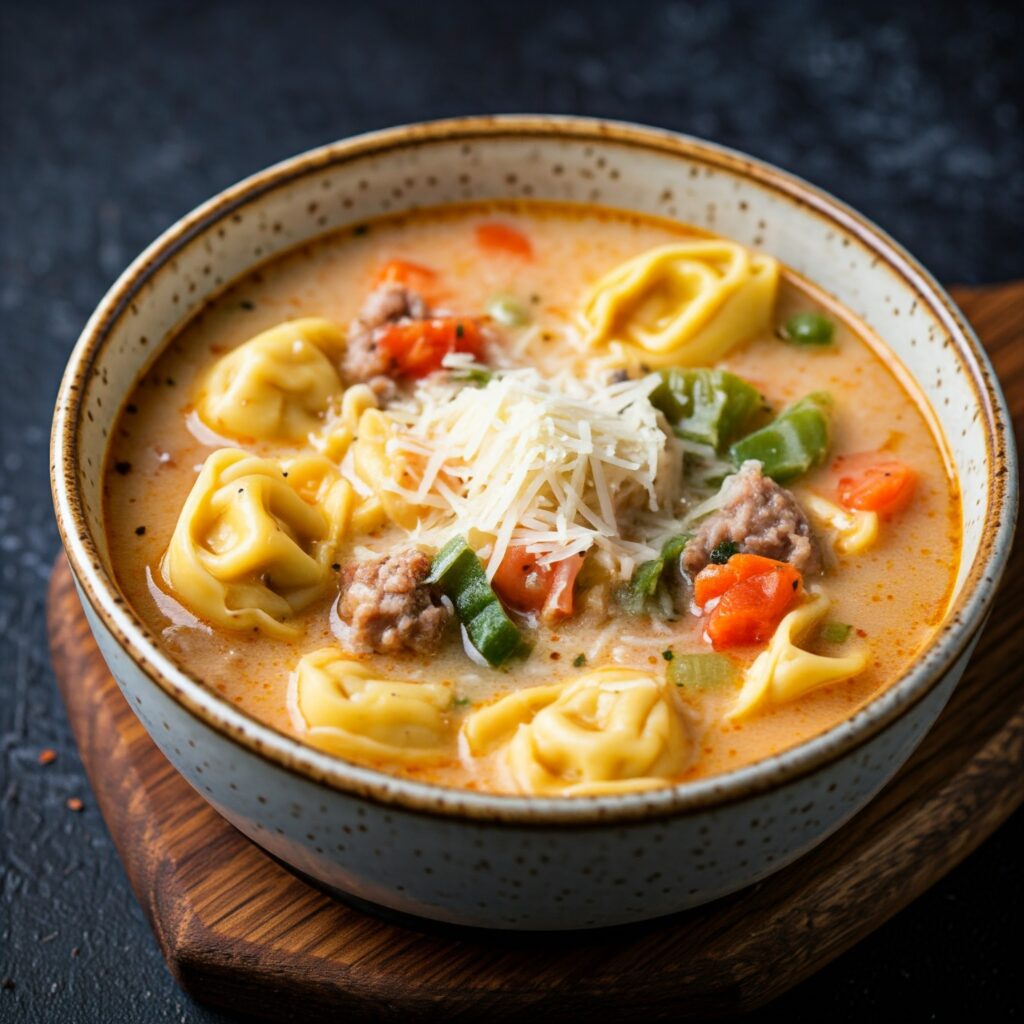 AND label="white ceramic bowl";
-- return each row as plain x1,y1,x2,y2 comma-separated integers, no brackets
51,116,1017,929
